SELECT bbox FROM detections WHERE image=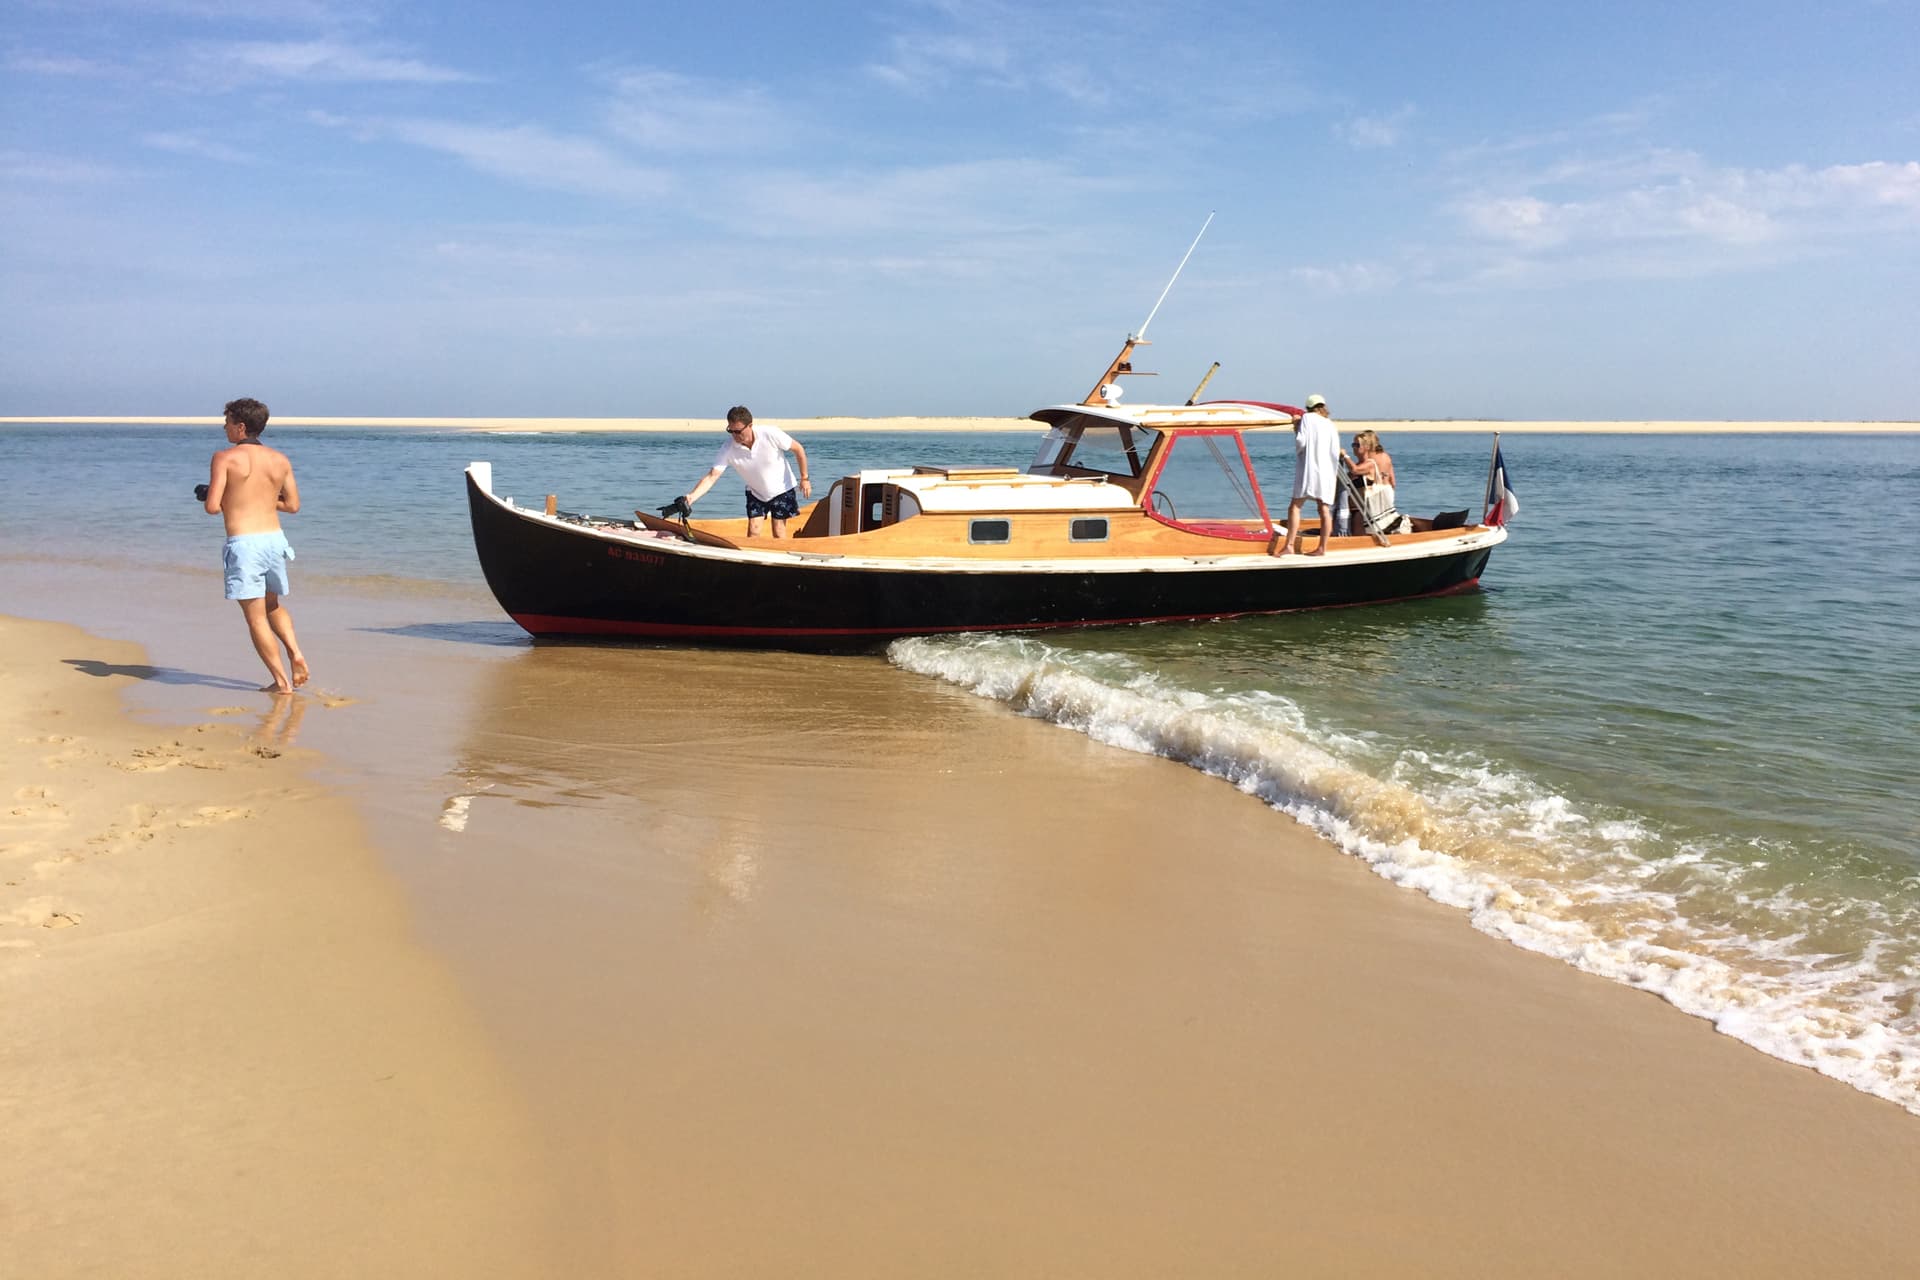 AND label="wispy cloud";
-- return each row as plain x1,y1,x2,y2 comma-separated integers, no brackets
29,0,373,23
727,158,1131,238
144,131,257,163
1458,157,1920,249
1334,105,1415,149
207,38,476,84
865,1,1188,110
602,69,792,153
331,116,676,202
1286,261,1400,293
0,150,120,183
4,52,118,76
1445,156,1920,285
